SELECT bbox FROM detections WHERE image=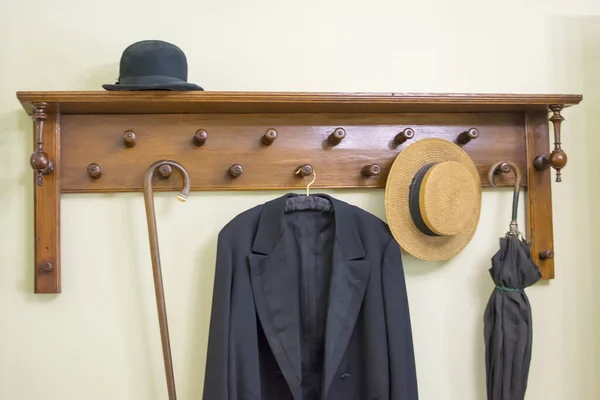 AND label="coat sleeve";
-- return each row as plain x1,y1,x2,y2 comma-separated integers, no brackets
202,231,234,399
382,238,419,399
